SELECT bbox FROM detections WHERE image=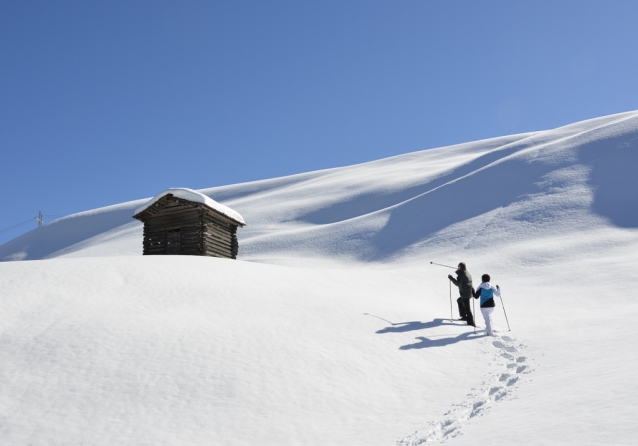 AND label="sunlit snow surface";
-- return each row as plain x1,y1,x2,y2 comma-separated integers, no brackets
134,187,245,225
1,111,638,445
